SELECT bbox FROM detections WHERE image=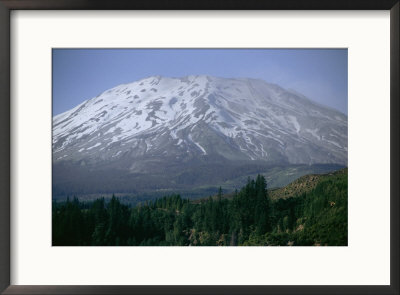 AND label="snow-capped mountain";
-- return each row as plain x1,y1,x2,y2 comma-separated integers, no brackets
52,75,347,196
